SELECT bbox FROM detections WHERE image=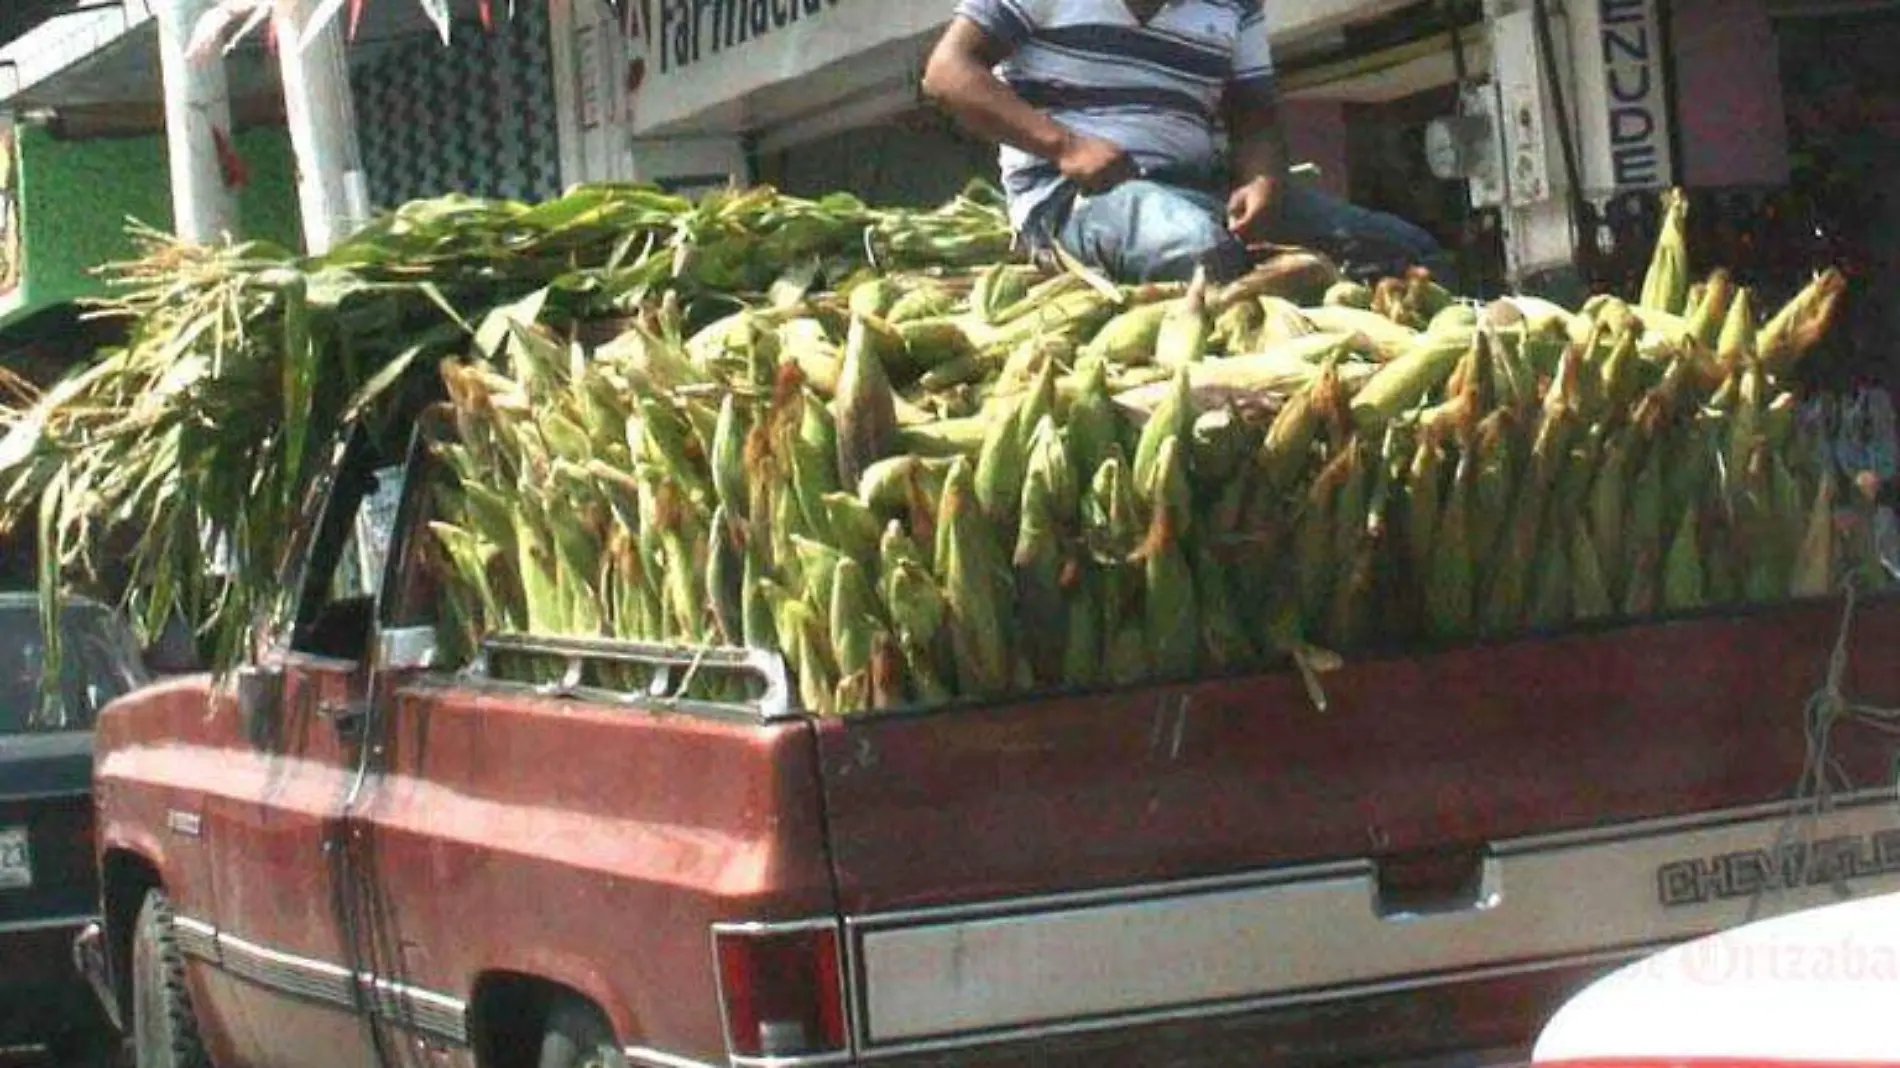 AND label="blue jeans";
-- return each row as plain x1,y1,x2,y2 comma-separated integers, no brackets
1024,178,1454,287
